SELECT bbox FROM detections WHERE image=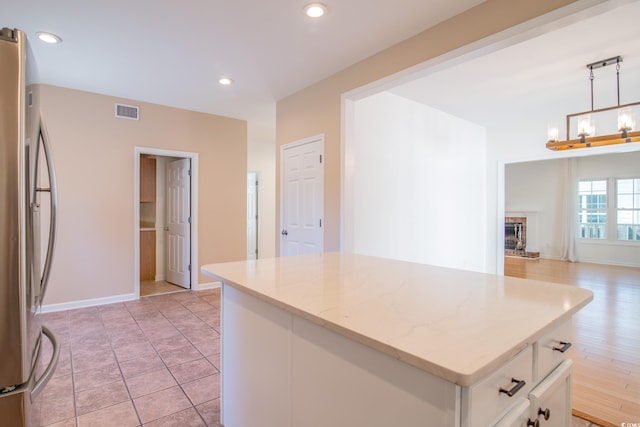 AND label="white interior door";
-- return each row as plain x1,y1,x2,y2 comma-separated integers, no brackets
166,158,191,288
247,172,258,260
281,137,324,256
